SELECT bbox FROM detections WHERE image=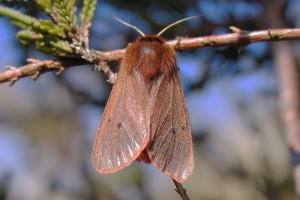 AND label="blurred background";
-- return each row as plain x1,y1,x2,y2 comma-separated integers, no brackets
0,0,299,199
